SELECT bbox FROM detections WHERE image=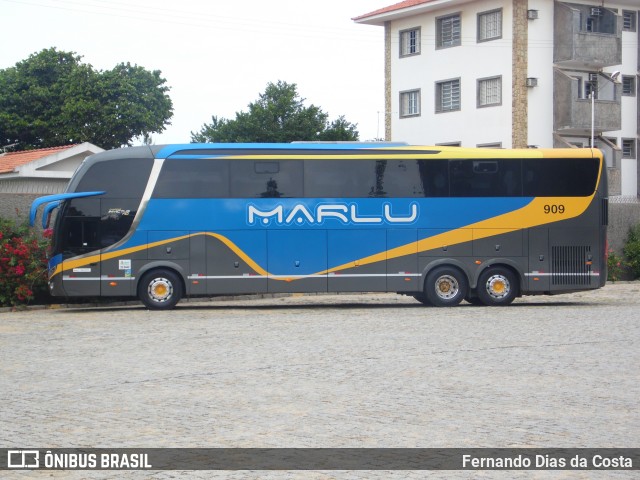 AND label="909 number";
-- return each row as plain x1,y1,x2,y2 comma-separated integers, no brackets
544,204,565,214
